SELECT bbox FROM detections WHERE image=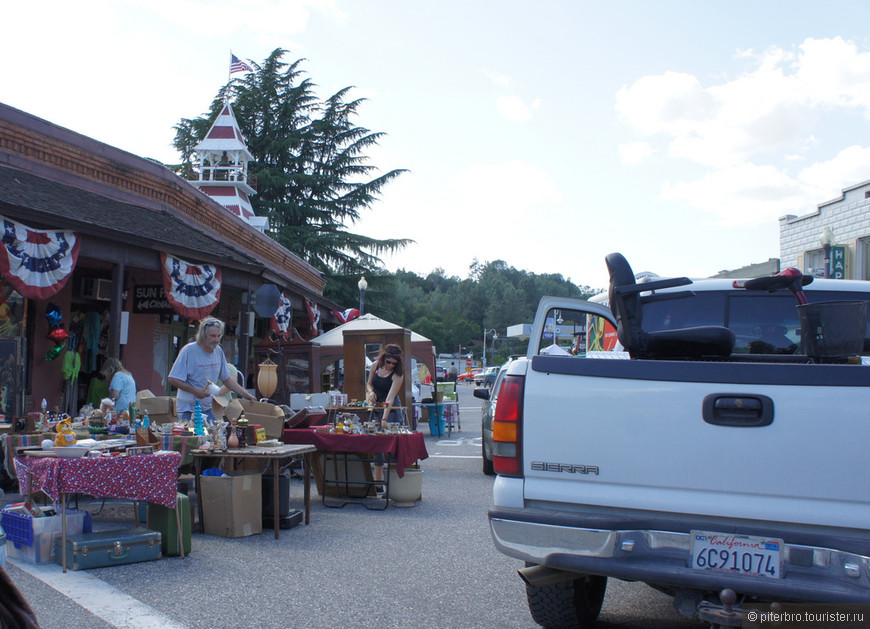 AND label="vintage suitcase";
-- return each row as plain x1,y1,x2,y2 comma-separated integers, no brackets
147,493,192,556
54,527,162,570
286,406,327,428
